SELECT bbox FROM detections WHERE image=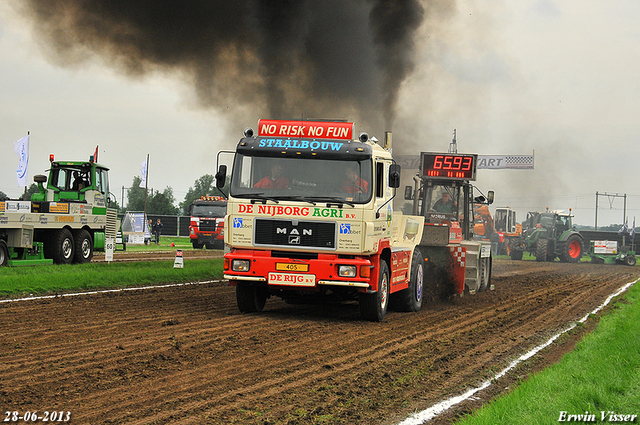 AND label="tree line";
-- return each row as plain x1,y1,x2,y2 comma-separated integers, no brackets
125,174,229,215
